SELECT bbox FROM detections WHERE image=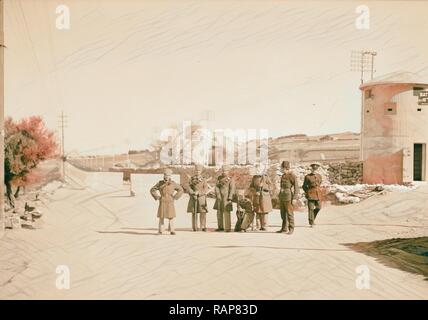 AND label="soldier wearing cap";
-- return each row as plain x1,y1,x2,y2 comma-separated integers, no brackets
277,161,299,234
213,165,236,232
150,168,184,235
248,165,273,231
303,162,323,227
186,164,209,232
